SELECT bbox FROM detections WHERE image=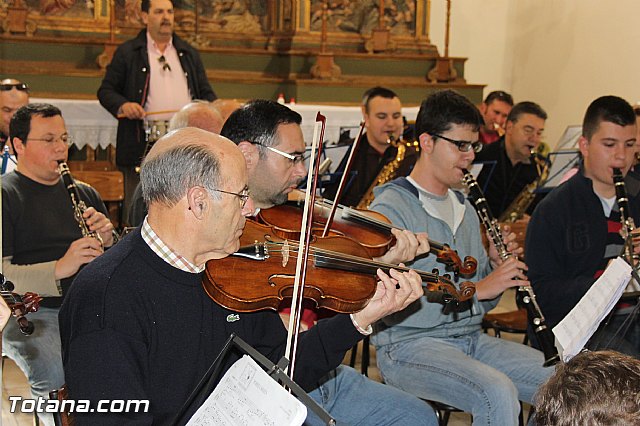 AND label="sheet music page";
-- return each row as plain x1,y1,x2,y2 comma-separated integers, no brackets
553,257,632,361
186,355,307,426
